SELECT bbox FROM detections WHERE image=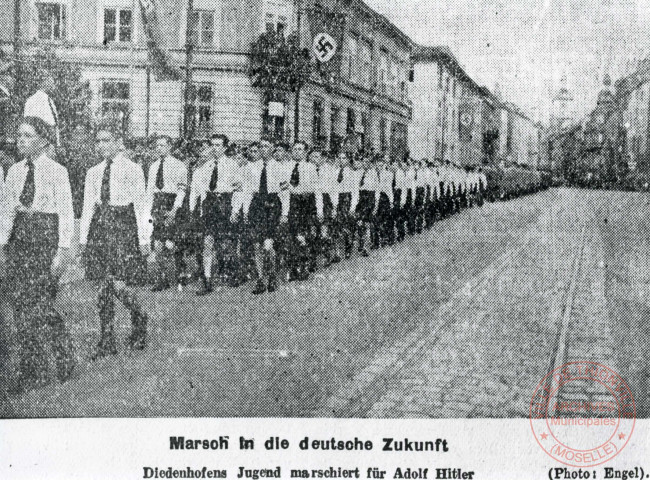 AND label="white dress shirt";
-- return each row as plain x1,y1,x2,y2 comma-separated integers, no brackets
336,166,360,212
287,160,319,195
315,163,341,218
359,168,380,212
405,168,416,193
0,152,74,249
79,152,148,246
480,172,488,188
378,168,395,205
241,159,291,217
144,154,188,241
189,154,240,213
394,168,408,207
